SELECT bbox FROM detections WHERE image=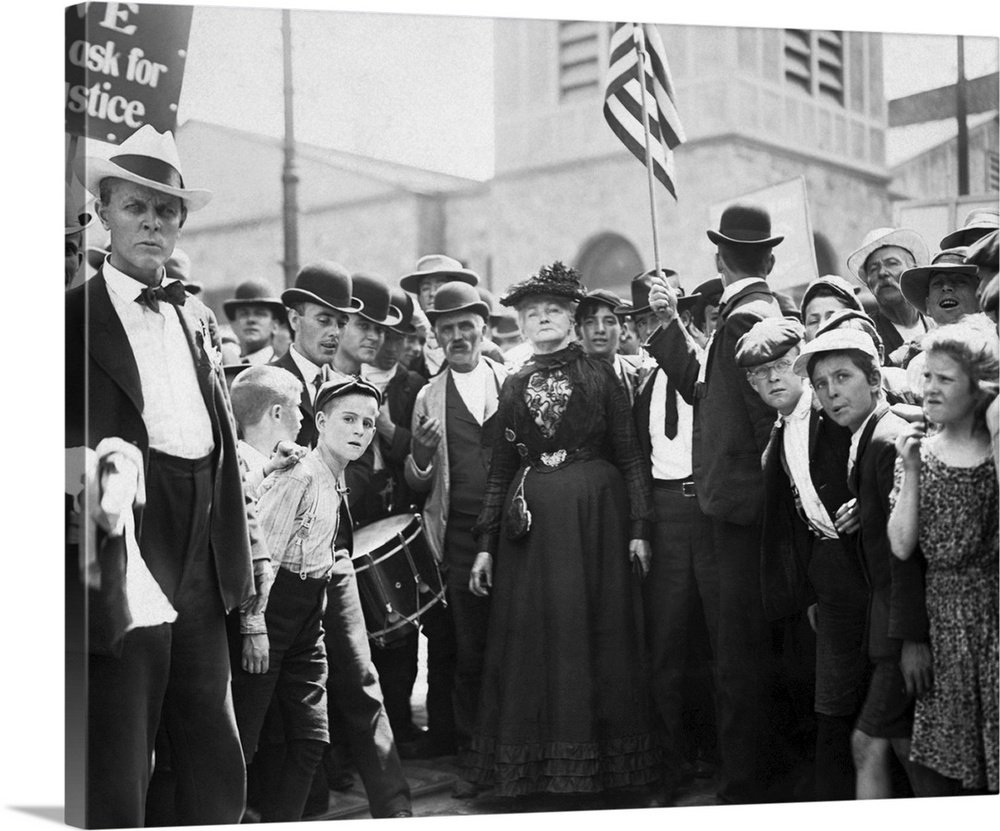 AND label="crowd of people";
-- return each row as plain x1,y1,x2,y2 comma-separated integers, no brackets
65,124,999,828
